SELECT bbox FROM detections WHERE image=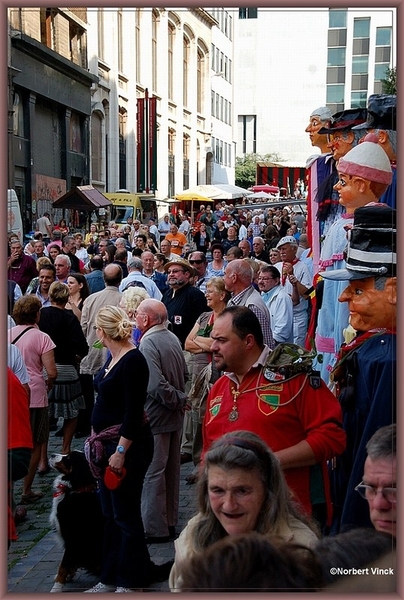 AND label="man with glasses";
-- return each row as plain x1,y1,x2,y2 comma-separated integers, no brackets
258,265,293,344
355,424,396,536
188,251,208,293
